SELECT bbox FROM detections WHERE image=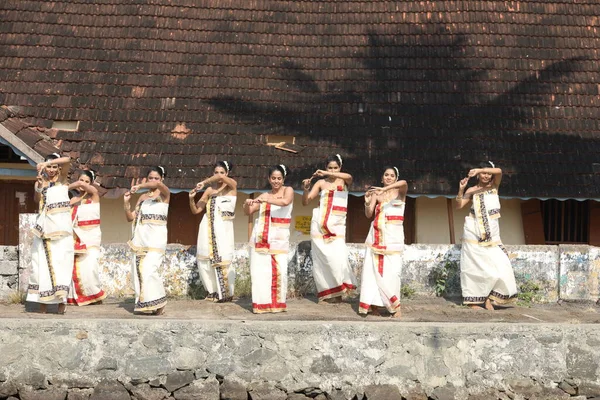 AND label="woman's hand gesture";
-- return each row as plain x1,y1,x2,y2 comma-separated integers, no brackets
467,169,480,178
459,177,469,191
302,178,312,191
